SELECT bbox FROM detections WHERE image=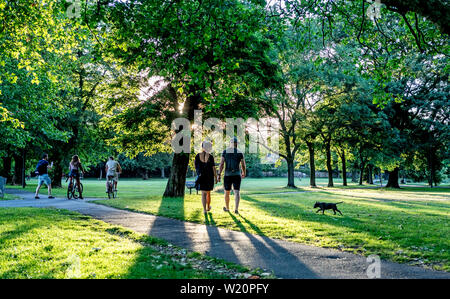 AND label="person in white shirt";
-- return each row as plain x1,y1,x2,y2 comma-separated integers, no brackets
105,156,122,192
